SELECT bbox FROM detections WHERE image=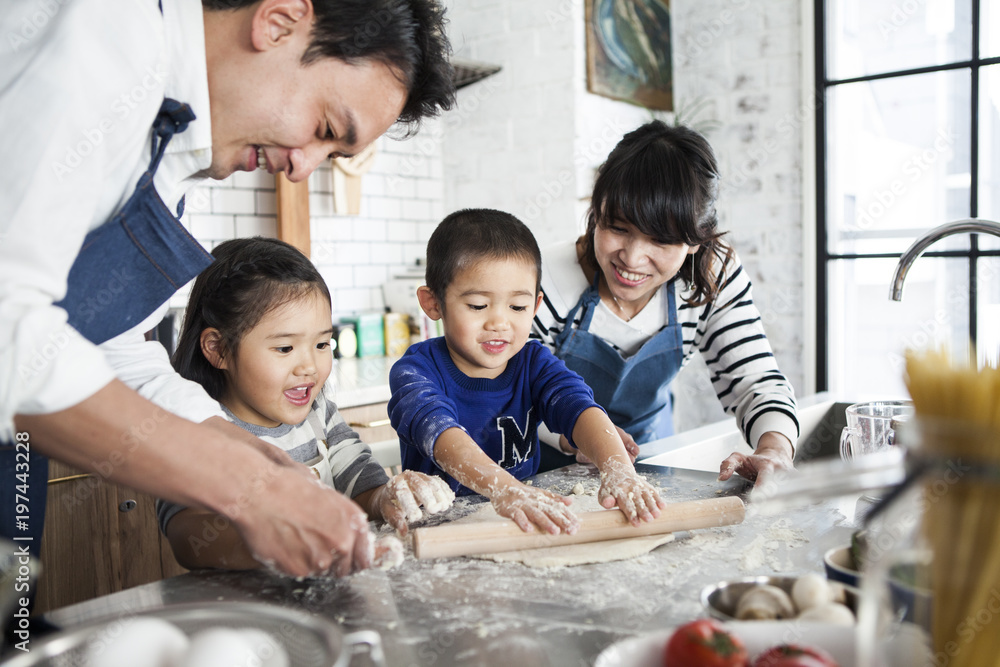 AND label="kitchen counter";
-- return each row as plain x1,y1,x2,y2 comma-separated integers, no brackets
330,356,397,409
40,461,860,666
